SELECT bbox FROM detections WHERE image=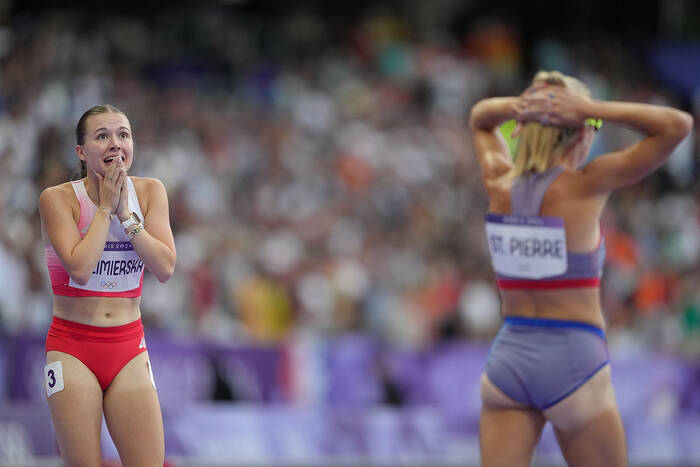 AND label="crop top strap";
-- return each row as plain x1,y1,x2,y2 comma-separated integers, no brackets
510,167,566,216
